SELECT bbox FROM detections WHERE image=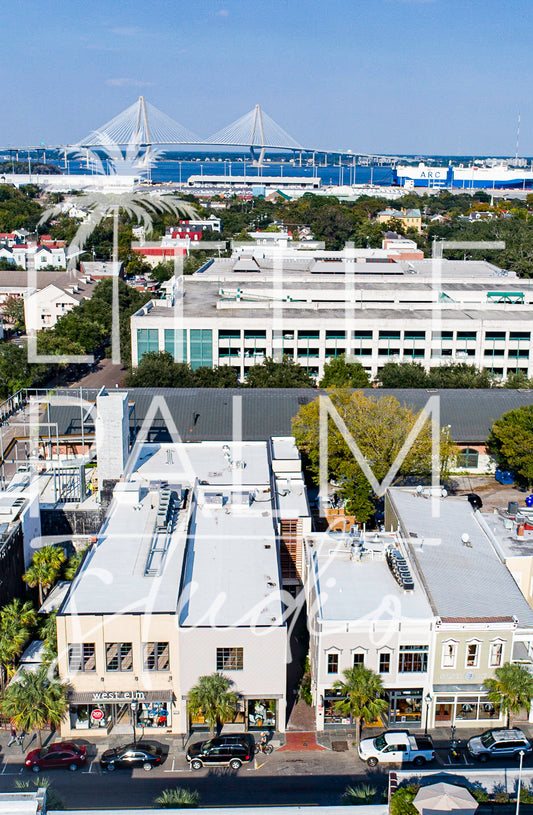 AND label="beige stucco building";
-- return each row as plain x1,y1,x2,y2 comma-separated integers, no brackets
56,438,309,738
